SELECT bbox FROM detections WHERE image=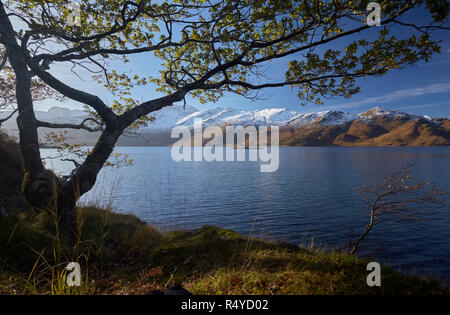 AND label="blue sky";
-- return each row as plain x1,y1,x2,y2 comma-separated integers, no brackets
36,5,450,118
